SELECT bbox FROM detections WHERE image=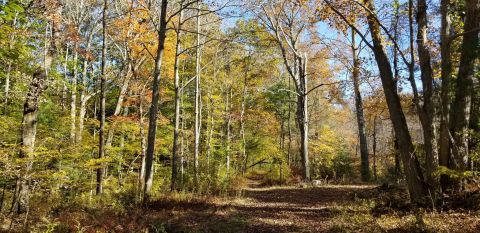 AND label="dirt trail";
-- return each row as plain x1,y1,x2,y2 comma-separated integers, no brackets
144,183,373,233
234,184,369,232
